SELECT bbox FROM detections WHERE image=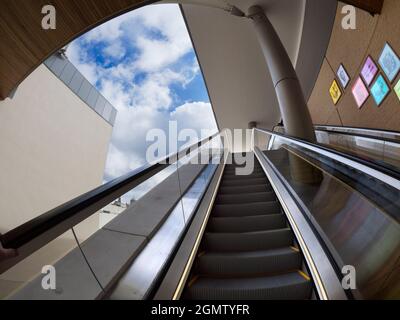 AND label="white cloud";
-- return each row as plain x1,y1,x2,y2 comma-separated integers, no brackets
134,35,191,72
67,4,218,182
134,78,173,110
132,4,192,72
171,101,218,136
105,144,142,179
72,4,193,75
67,41,100,84
103,41,126,59
83,14,128,43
